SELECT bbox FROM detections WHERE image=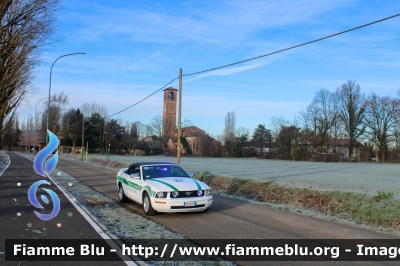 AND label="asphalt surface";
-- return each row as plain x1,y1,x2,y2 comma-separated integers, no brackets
0,152,126,266
55,155,400,266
